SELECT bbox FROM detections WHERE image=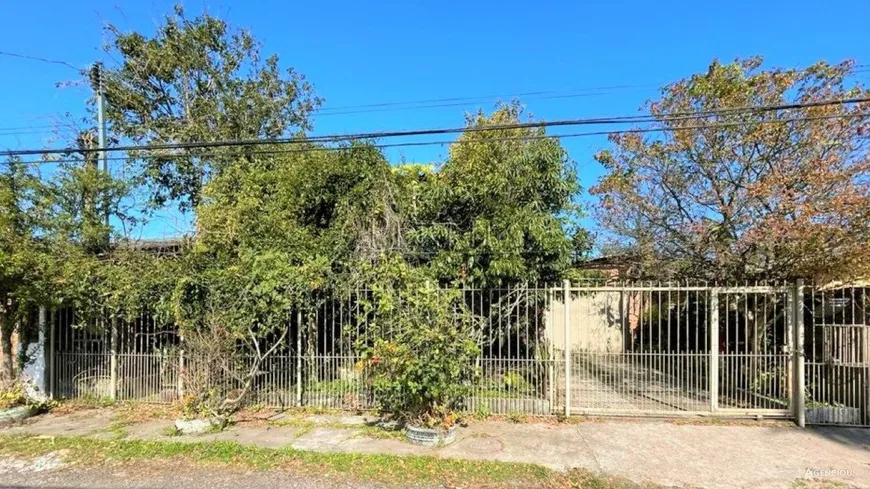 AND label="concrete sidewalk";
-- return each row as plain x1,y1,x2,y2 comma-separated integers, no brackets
3,409,869,489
